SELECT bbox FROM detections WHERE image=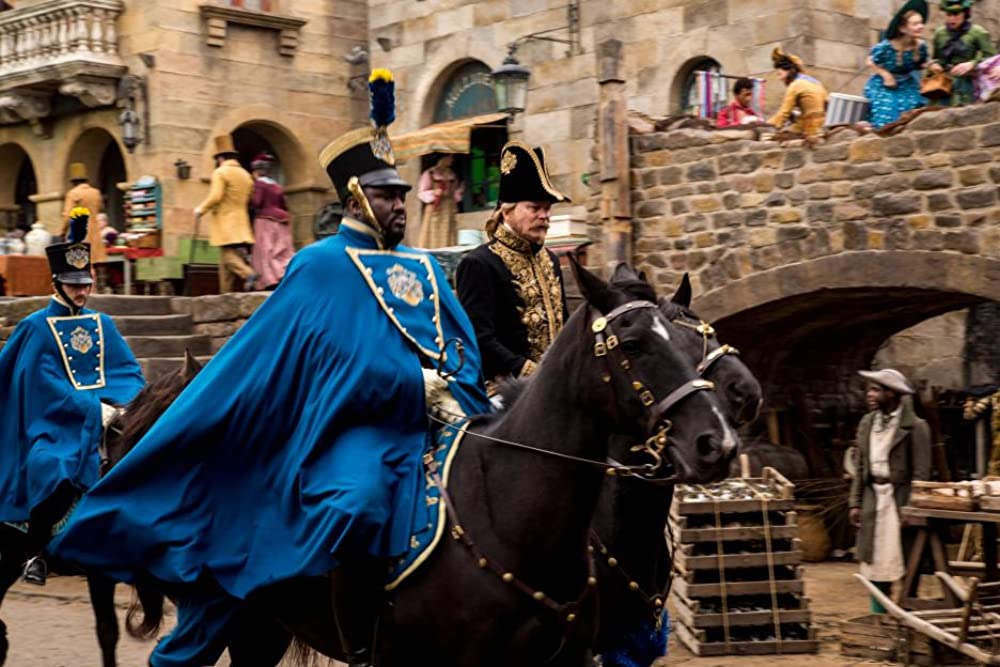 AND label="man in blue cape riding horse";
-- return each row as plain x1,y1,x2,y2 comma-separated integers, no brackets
0,208,144,586
49,69,490,667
